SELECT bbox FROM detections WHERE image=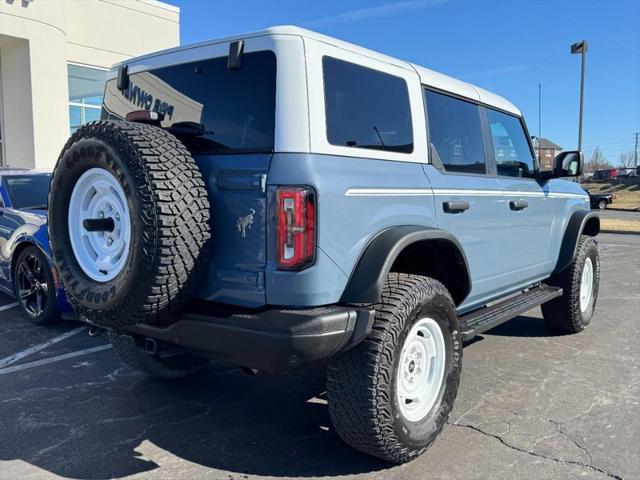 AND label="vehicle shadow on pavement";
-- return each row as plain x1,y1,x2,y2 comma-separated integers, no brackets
484,314,557,338
1,359,391,479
